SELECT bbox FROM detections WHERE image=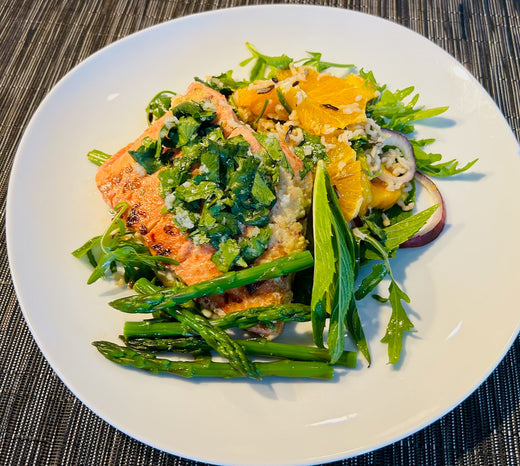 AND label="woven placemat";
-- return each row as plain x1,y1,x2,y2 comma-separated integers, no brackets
1,1,519,464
